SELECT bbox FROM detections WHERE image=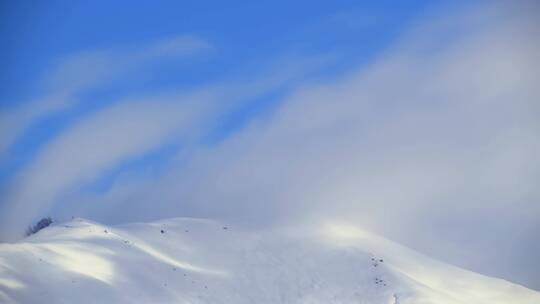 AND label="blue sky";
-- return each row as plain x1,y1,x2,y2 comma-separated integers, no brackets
1,0,540,291
1,0,430,101
0,0,437,181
